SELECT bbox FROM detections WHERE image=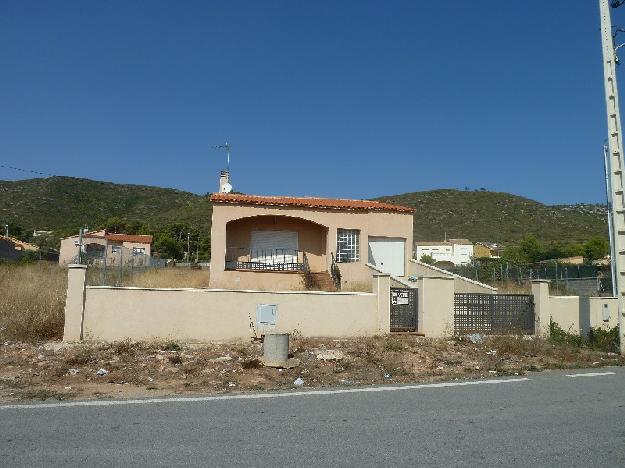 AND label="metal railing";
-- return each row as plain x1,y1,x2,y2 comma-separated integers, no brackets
225,247,305,271
330,252,342,290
